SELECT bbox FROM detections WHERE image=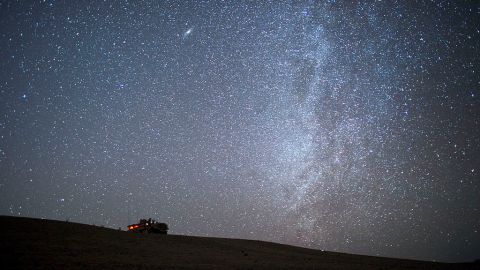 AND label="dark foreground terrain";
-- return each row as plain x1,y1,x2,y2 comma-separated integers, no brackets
0,216,477,269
